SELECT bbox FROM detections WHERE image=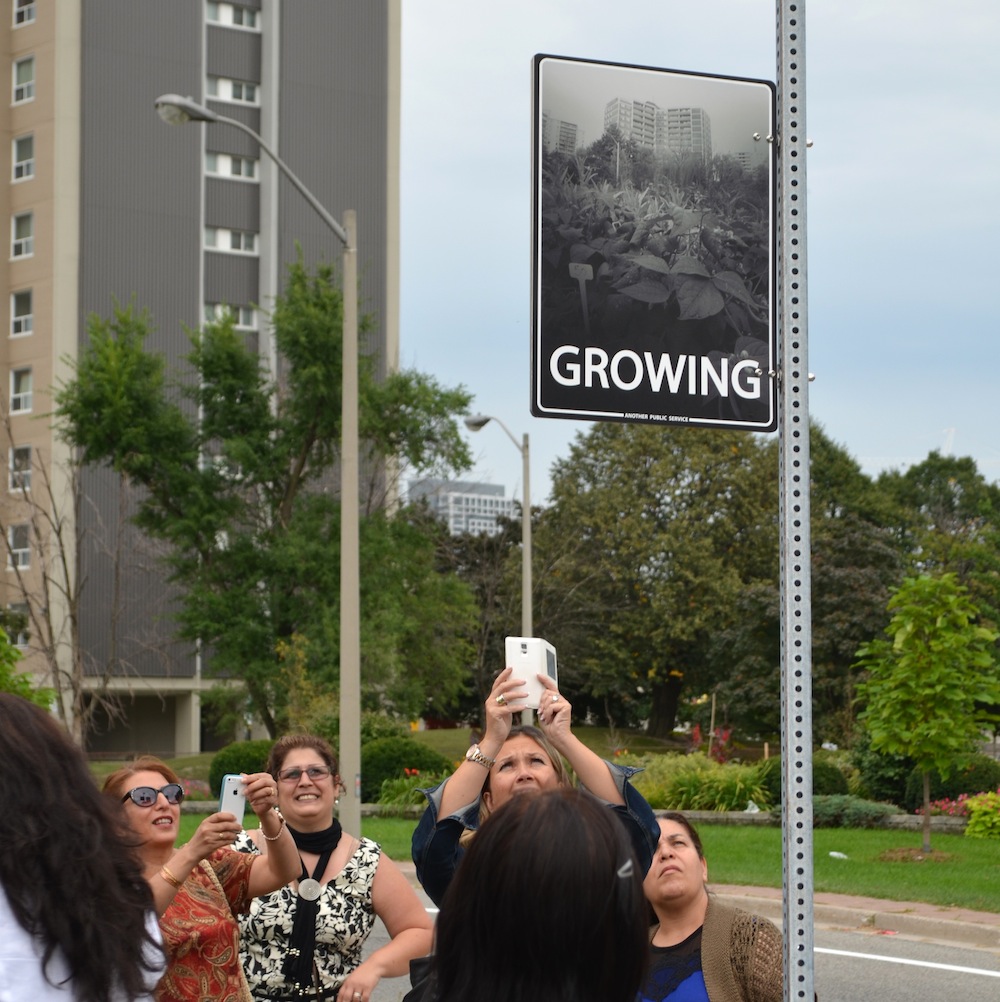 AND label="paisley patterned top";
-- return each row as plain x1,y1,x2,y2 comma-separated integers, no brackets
155,849,255,1002
234,833,380,1000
